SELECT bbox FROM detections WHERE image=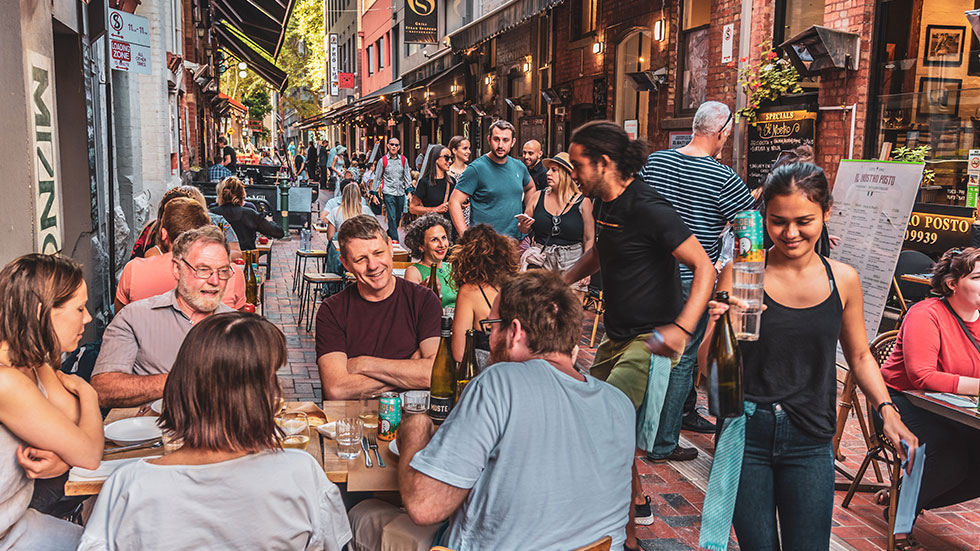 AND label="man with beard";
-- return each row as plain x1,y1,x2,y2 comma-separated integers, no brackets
91,226,237,407
562,120,715,549
448,120,531,239
522,139,548,192
346,270,634,551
